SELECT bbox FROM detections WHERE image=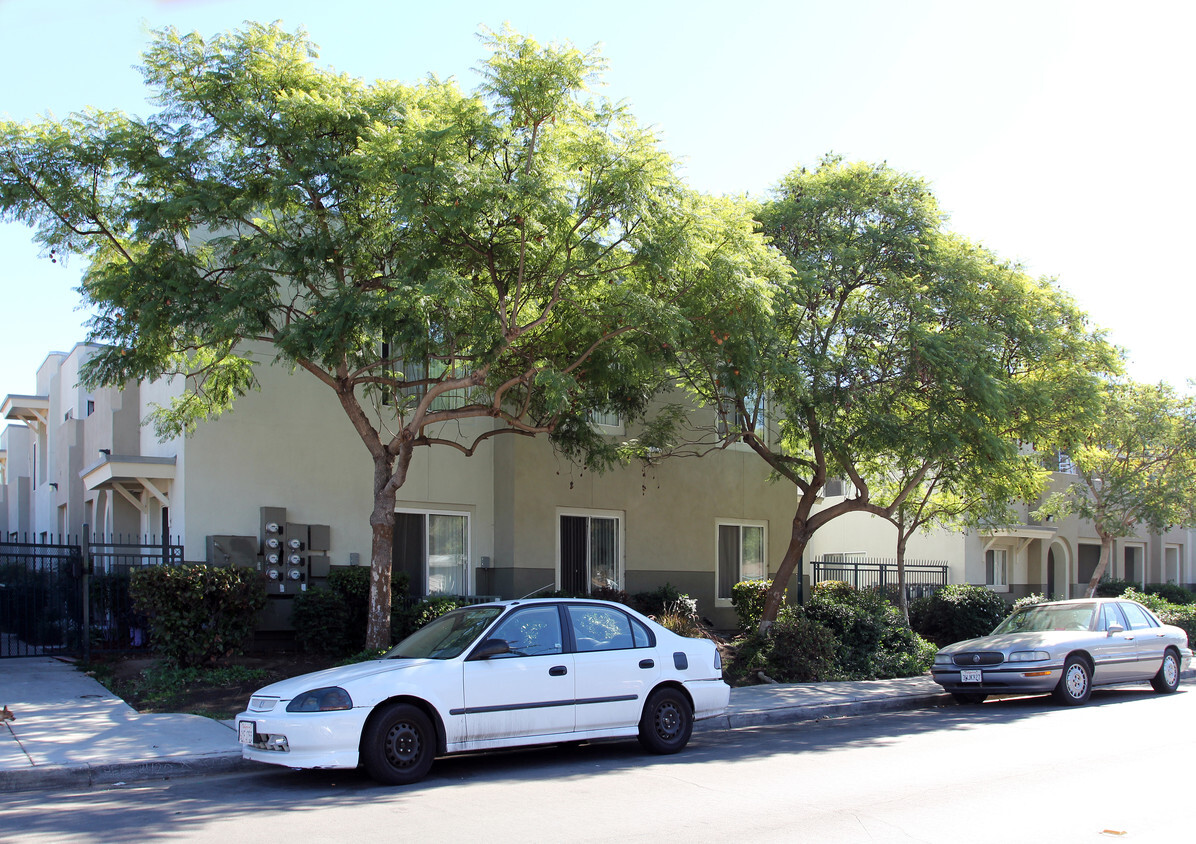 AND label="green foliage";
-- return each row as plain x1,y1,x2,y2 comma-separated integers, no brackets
129,565,266,668
731,579,774,632
391,597,467,644
1120,587,1196,645
1094,579,1137,598
1145,583,1196,605
1036,380,1196,593
632,583,697,619
0,22,783,651
1011,593,1053,613
656,612,704,638
761,609,840,682
292,567,410,655
908,584,1009,647
729,582,934,683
